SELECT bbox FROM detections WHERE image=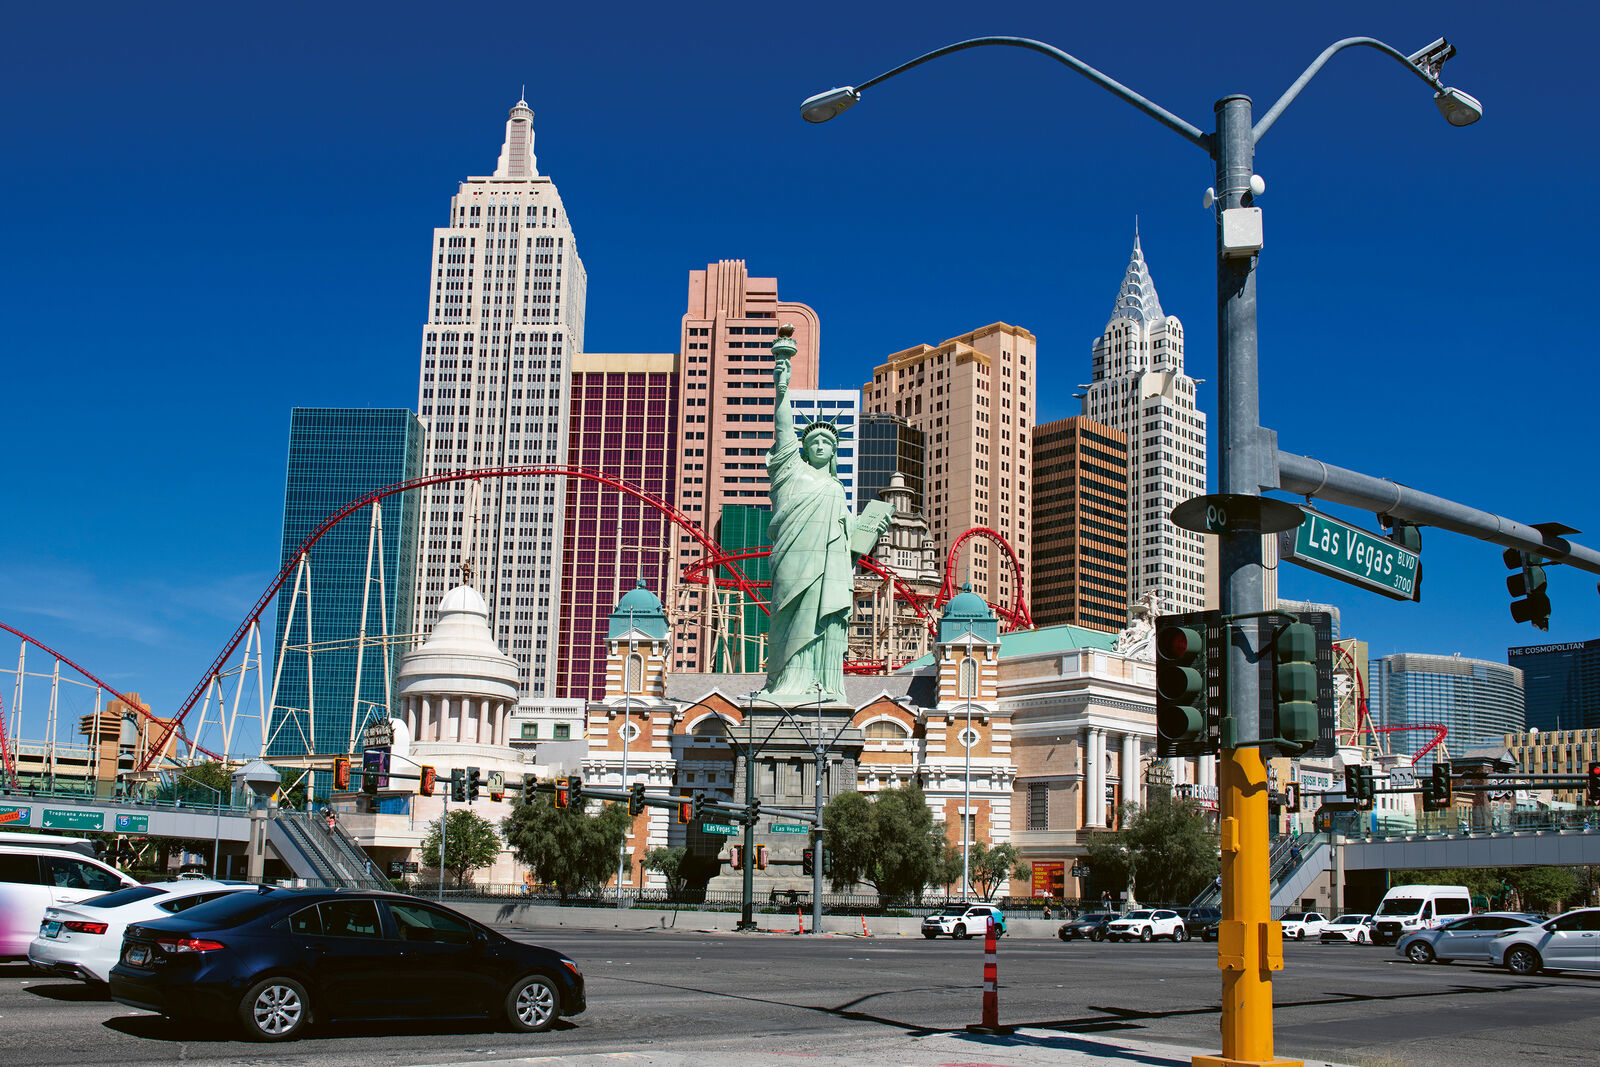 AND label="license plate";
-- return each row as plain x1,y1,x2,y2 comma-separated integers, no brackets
42,921,61,939
126,945,150,966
